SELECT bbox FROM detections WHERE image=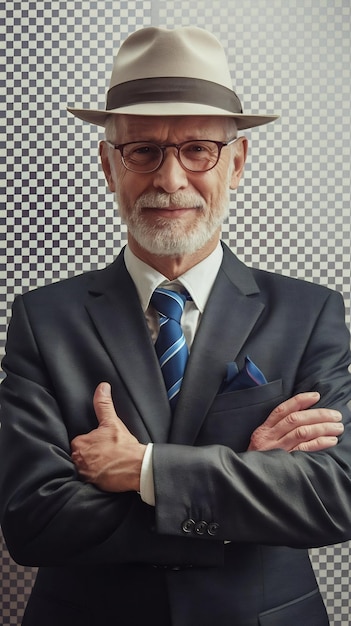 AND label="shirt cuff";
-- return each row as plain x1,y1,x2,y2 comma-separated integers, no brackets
139,443,155,506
